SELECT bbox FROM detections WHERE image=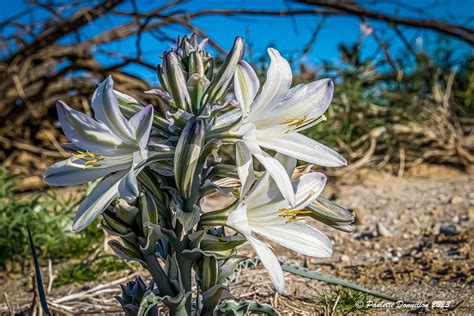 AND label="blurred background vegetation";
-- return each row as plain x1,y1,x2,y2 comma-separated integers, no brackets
0,0,472,289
